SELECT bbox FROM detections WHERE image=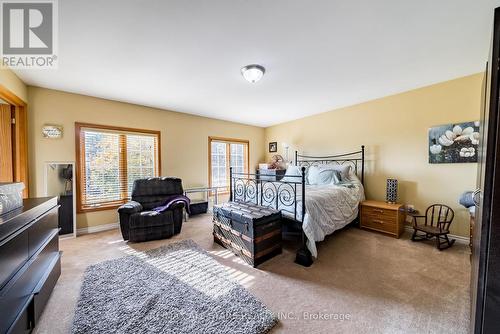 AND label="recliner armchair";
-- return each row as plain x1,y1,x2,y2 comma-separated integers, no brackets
118,177,185,242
